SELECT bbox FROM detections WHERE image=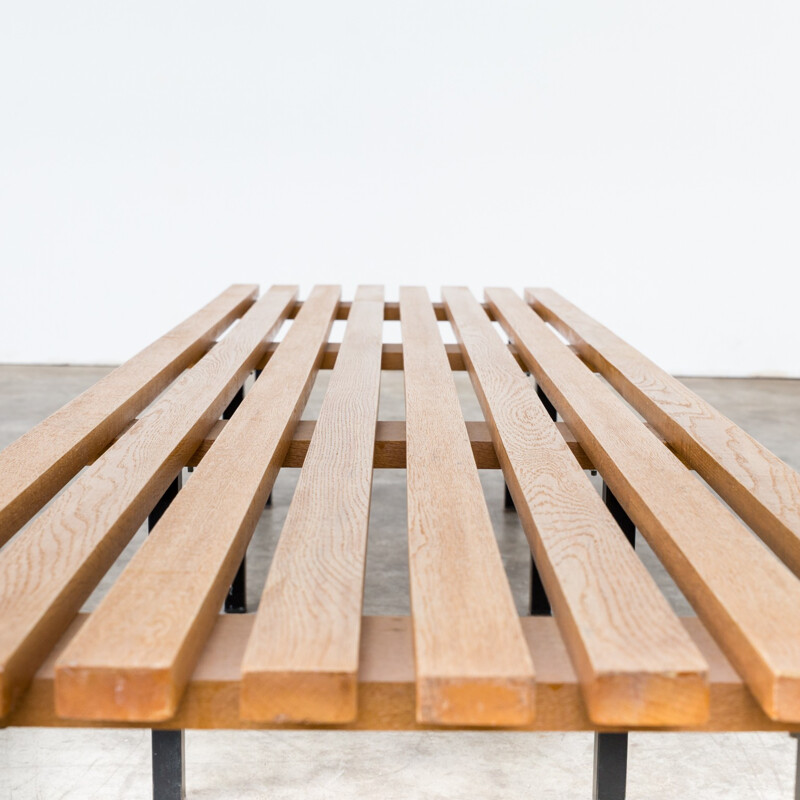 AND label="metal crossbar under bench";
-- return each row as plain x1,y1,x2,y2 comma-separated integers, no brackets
2,284,800,799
